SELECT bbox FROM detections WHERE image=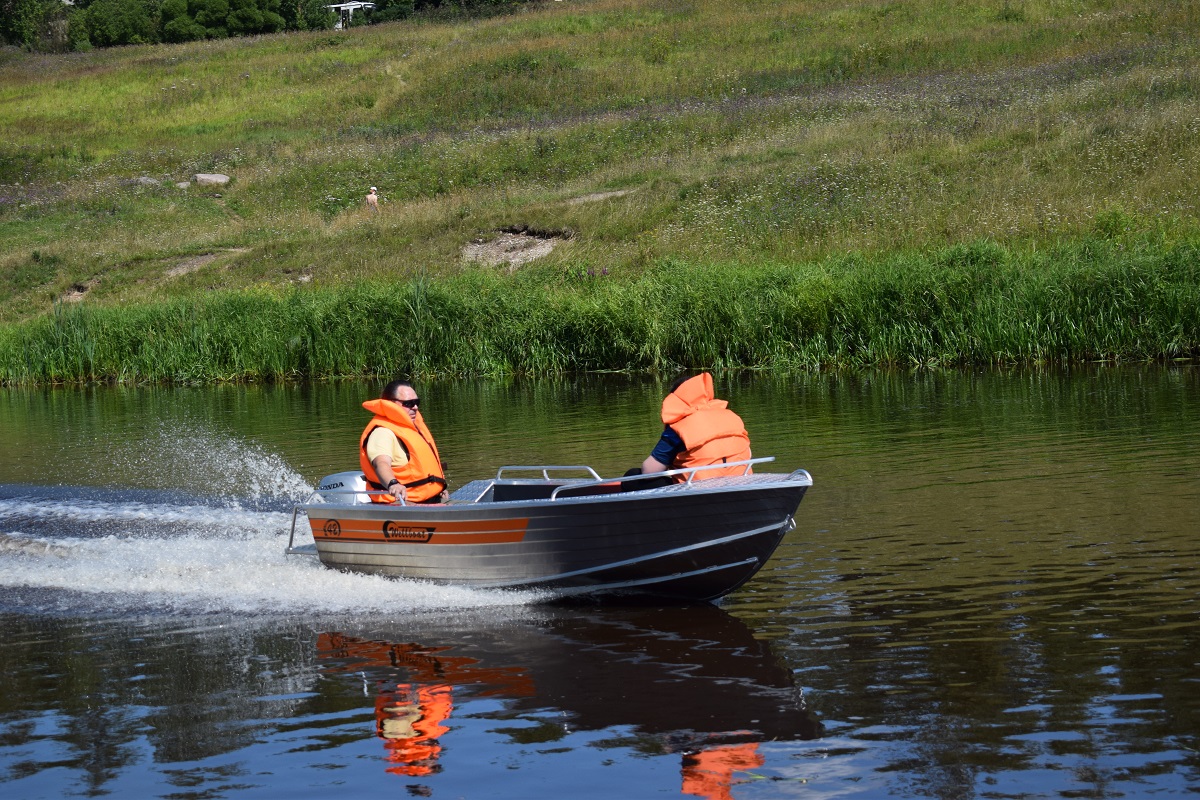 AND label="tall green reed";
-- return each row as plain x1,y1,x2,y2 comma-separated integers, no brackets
1,238,1195,385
